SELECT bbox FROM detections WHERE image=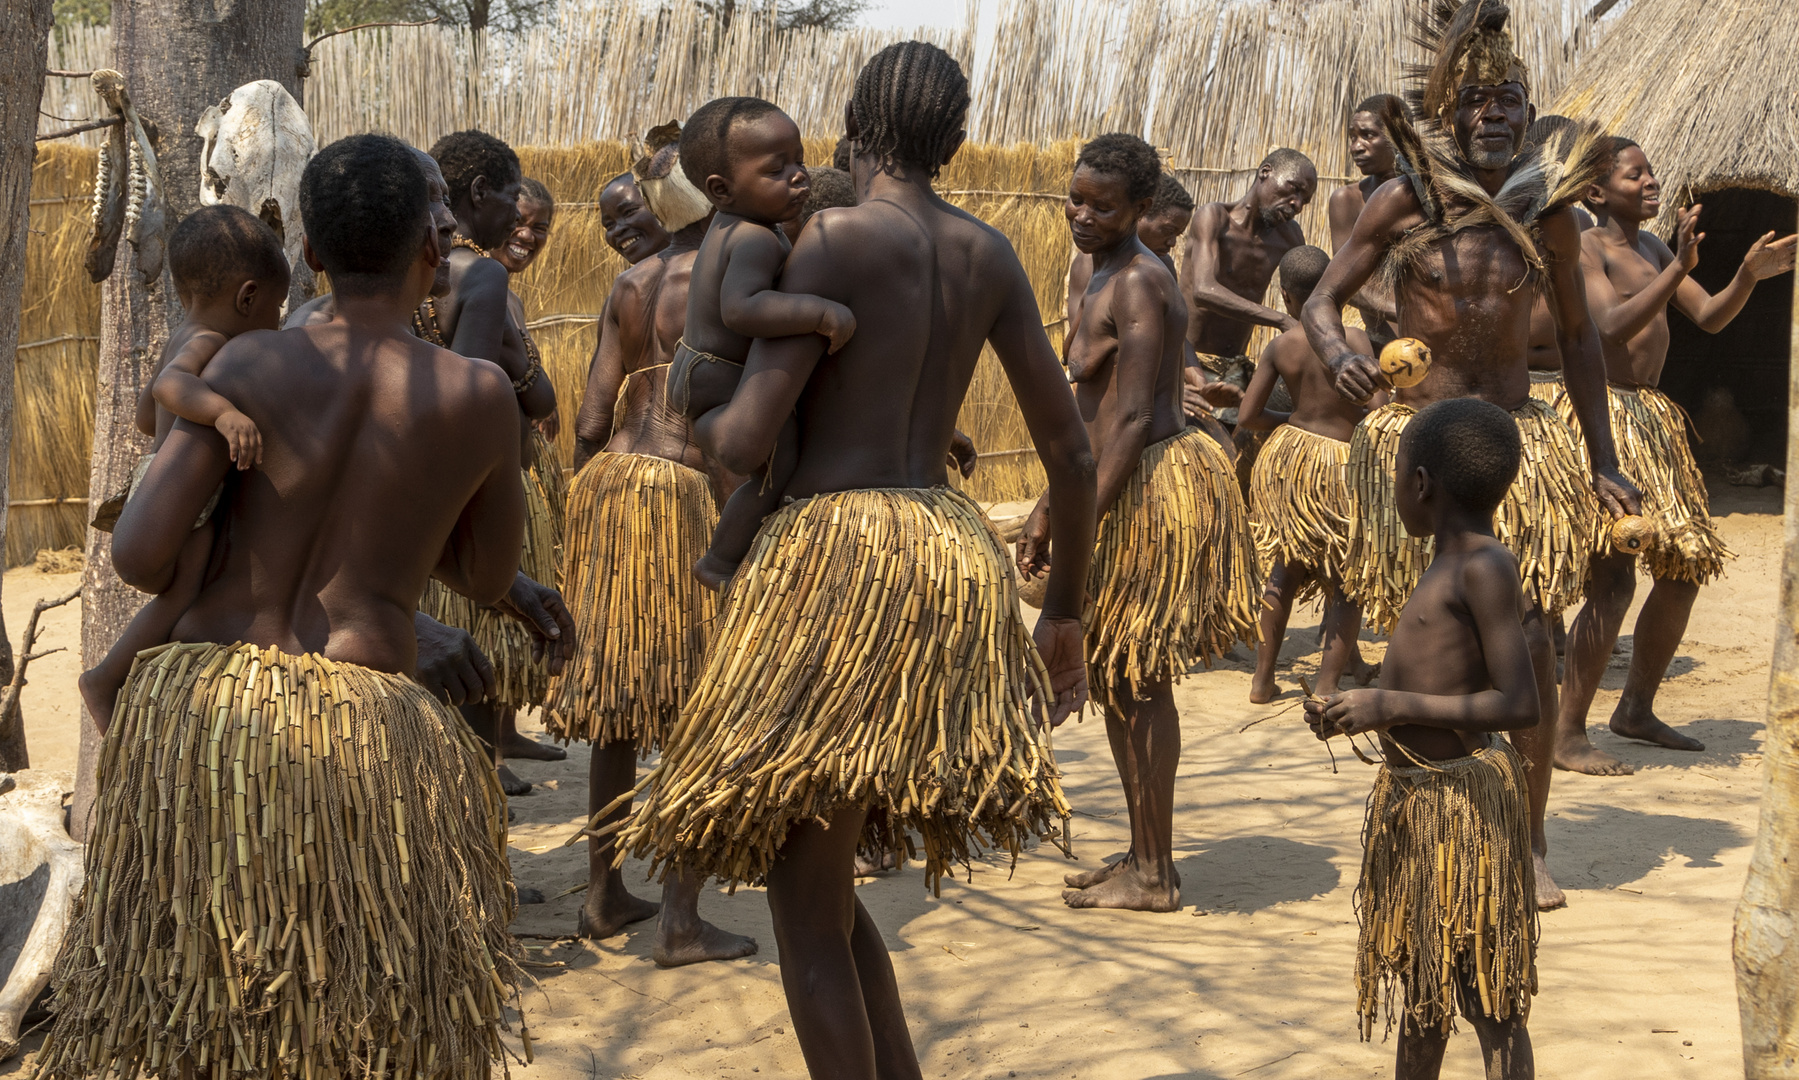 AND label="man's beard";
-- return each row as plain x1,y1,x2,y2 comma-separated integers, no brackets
1258,205,1288,228
1466,144,1516,169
